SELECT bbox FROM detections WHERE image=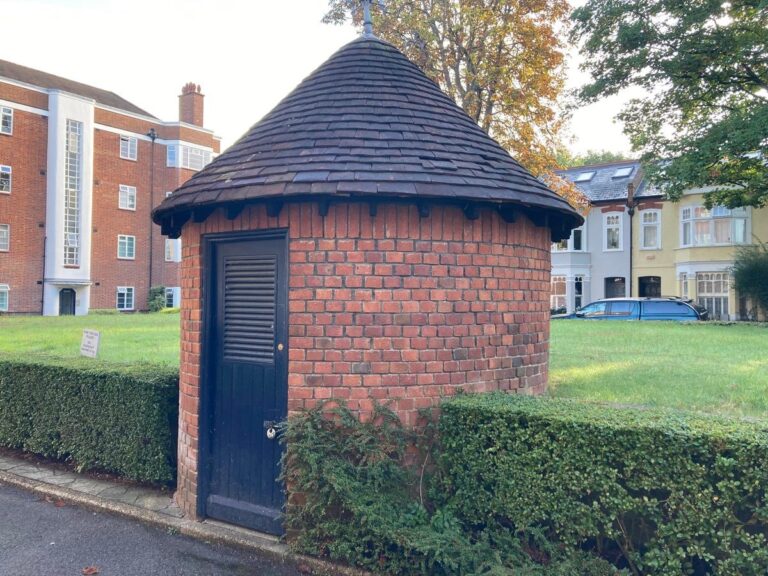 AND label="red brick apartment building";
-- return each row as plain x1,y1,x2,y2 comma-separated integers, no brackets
0,60,220,314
